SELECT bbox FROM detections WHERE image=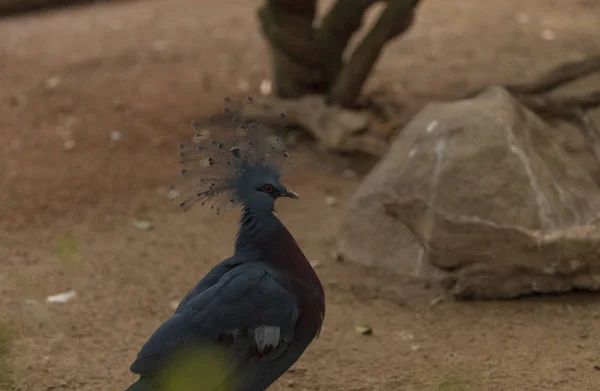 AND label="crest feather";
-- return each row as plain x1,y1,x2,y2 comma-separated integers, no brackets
170,97,293,213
